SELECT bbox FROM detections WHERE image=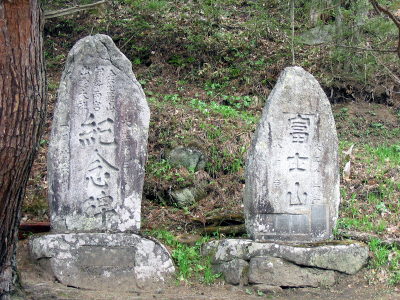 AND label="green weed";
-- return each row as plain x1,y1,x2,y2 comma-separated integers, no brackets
148,159,172,178
151,228,221,285
190,98,258,124
365,144,400,166
368,239,400,285
369,238,389,268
